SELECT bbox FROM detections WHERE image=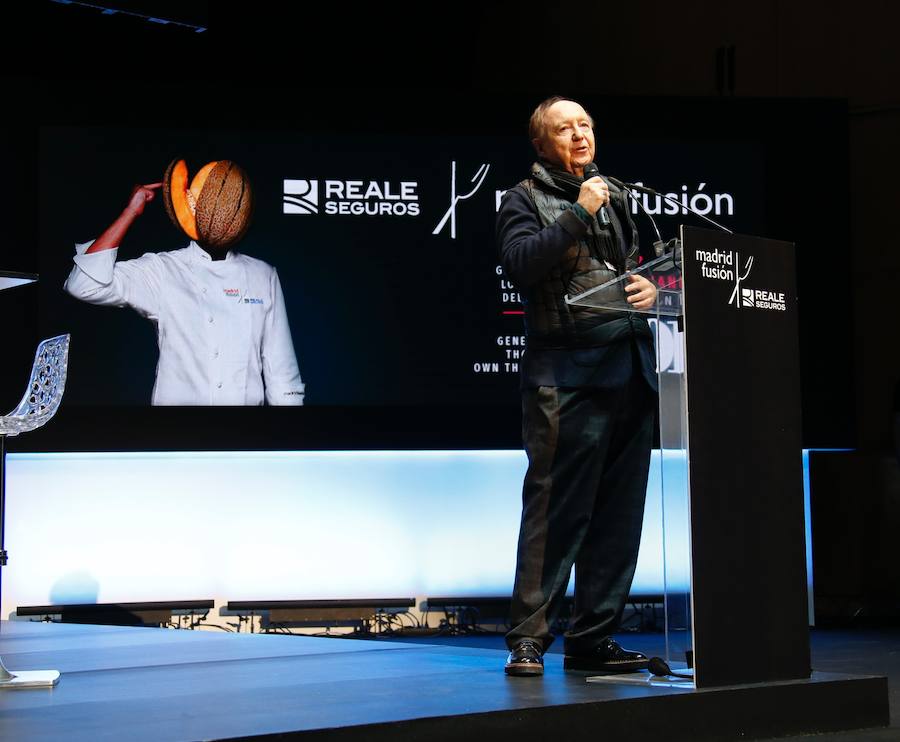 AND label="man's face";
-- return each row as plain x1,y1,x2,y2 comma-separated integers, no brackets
534,100,595,177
